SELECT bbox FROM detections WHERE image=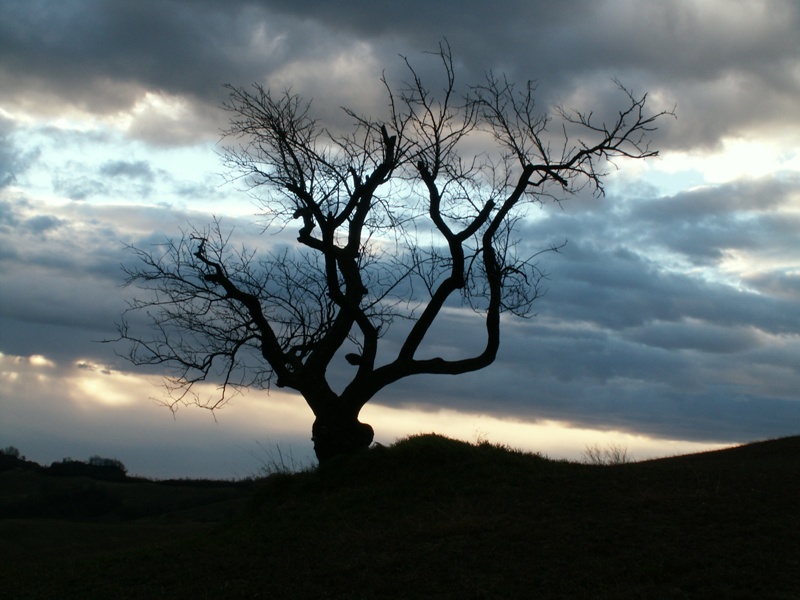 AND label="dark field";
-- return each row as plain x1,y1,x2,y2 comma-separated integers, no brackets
2,434,799,599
